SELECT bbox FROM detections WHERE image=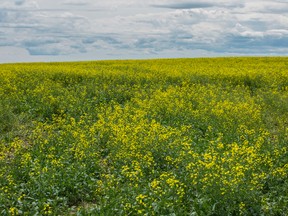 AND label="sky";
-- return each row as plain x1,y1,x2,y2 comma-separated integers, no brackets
0,0,288,63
